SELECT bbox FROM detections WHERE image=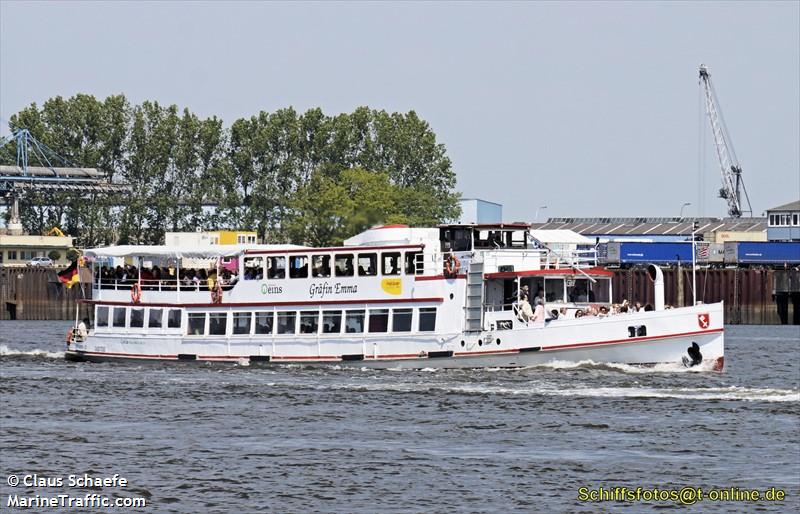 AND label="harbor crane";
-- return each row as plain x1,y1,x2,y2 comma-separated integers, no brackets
699,64,752,218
